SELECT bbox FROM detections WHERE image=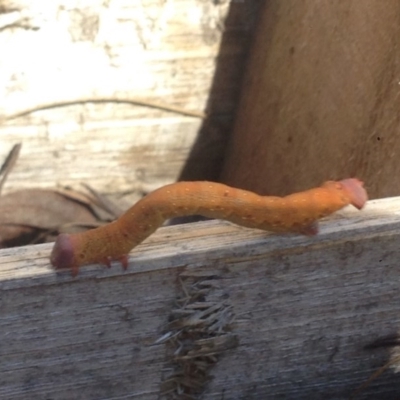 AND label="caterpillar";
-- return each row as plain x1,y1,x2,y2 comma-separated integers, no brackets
50,178,367,277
